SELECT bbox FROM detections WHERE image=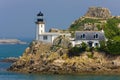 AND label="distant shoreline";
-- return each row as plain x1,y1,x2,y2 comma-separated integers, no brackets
0,39,27,44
